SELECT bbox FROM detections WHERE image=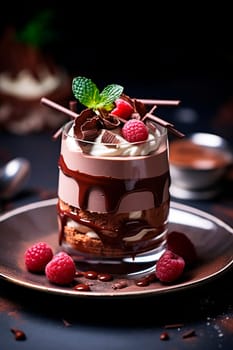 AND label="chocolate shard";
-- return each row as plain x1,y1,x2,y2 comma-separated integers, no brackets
101,130,120,145
134,98,147,118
